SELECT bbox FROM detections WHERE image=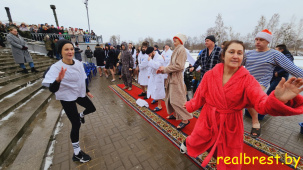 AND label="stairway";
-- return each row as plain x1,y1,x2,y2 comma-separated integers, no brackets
0,47,63,170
